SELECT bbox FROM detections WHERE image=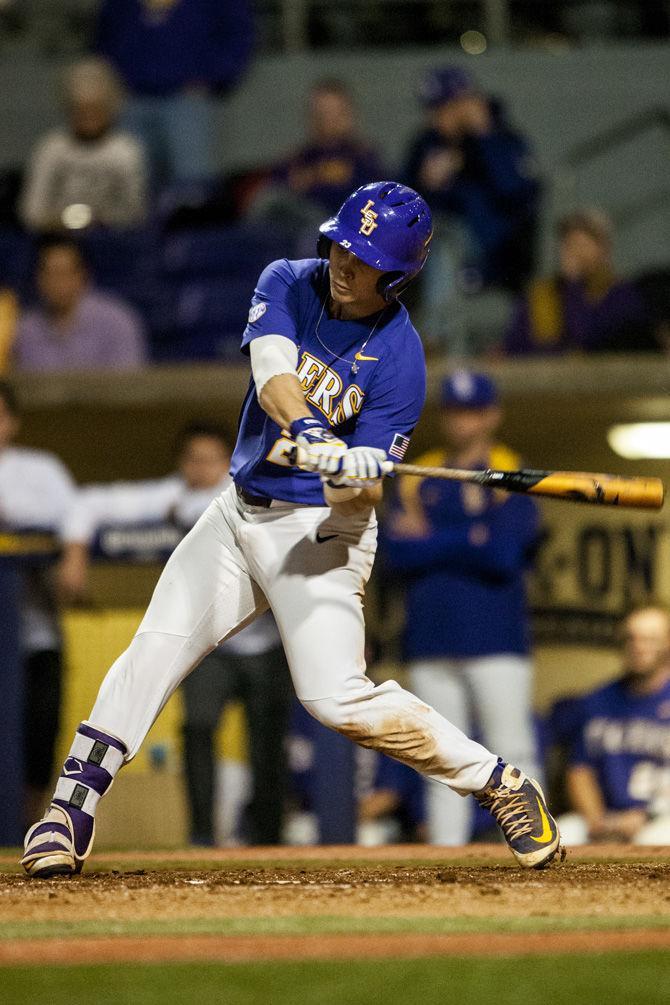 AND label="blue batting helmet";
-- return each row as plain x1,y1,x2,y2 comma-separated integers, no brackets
317,181,433,301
